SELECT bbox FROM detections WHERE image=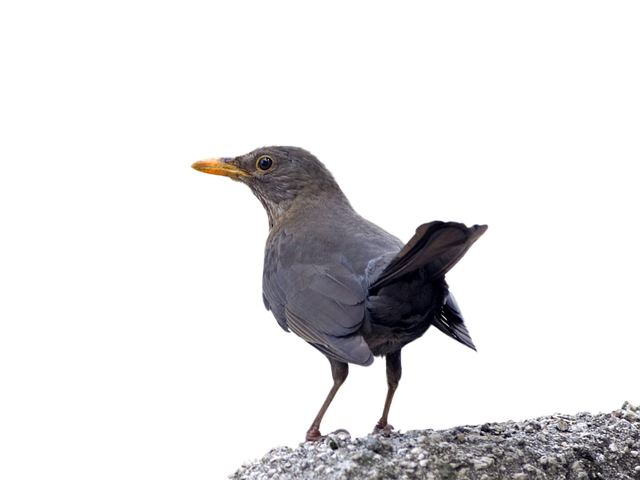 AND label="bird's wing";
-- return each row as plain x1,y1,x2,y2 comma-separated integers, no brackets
262,273,289,332
263,240,372,366
369,221,488,291
433,292,478,353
